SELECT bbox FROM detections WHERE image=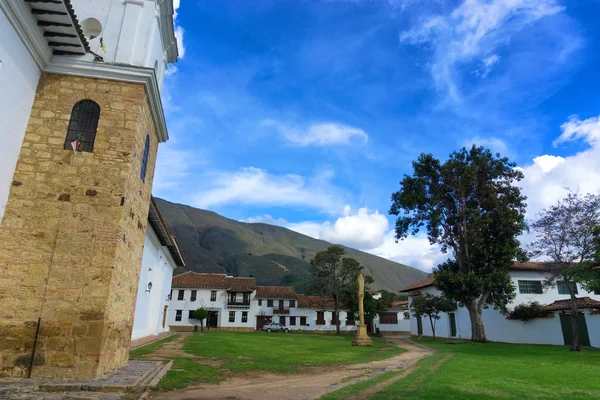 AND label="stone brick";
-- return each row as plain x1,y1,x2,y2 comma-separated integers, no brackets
0,73,159,379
